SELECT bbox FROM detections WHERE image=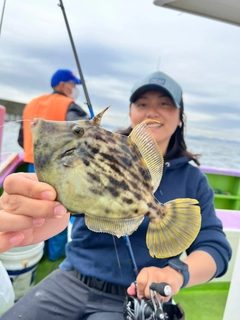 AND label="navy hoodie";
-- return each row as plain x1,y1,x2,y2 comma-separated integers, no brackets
60,157,232,287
